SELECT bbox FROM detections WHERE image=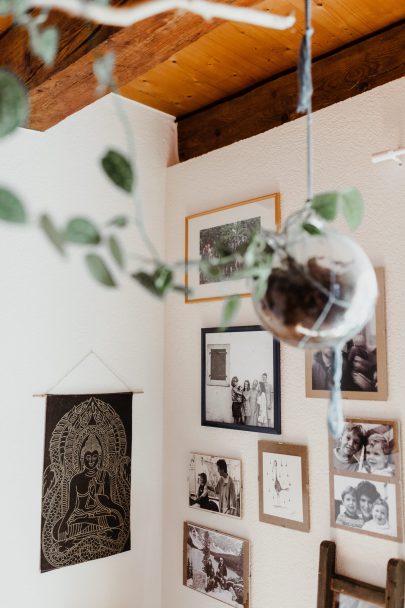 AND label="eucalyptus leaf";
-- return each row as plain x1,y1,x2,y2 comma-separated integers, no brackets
132,266,174,298
65,218,100,244
93,52,115,94
302,222,322,235
109,234,124,268
29,25,59,65
101,149,134,193
108,215,128,228
341,187,364,230
220,296,240,330
39,214,64,255
0,69,29,138
0,188,26,222
85,253,116,287
311,191,338,222
132,271,162,298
